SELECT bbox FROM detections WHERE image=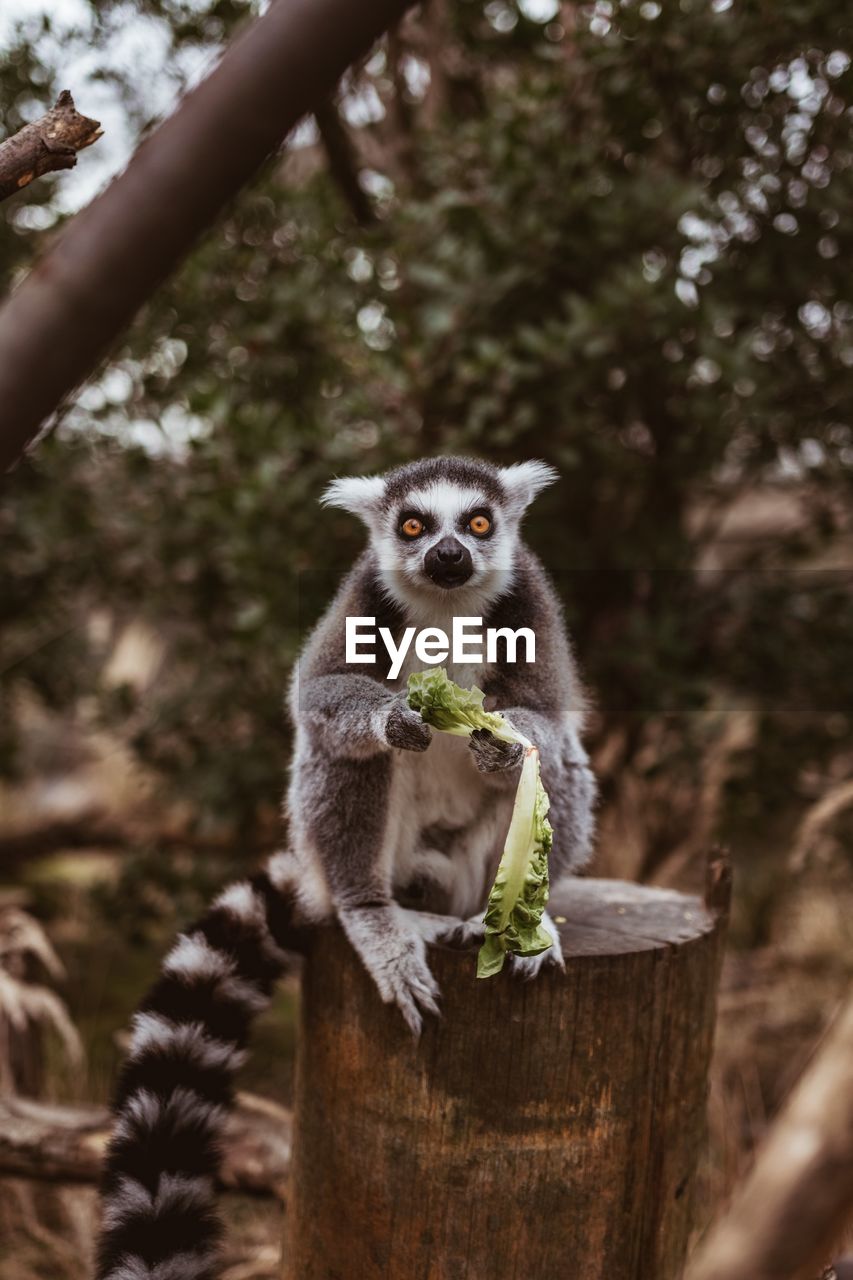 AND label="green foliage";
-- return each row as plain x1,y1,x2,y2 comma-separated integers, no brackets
1,0,852,848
